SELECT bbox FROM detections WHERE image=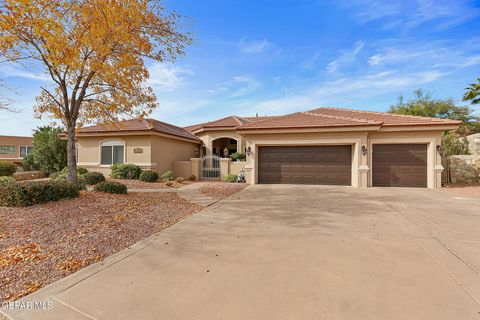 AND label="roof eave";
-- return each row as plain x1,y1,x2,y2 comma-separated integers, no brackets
73,129,200,143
